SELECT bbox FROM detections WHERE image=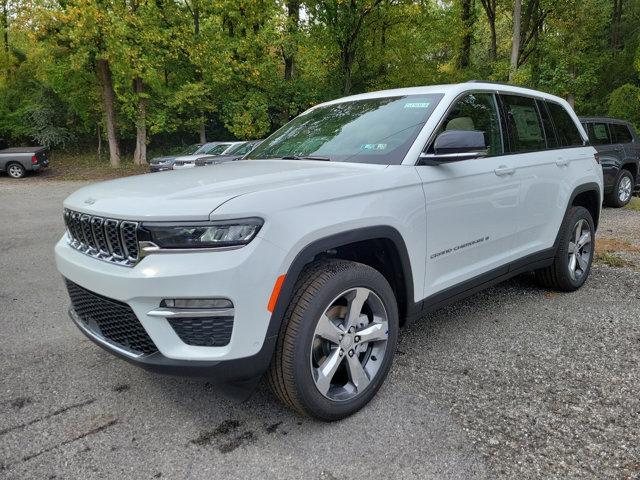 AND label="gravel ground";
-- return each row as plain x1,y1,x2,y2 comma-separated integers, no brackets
1,179,639,479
